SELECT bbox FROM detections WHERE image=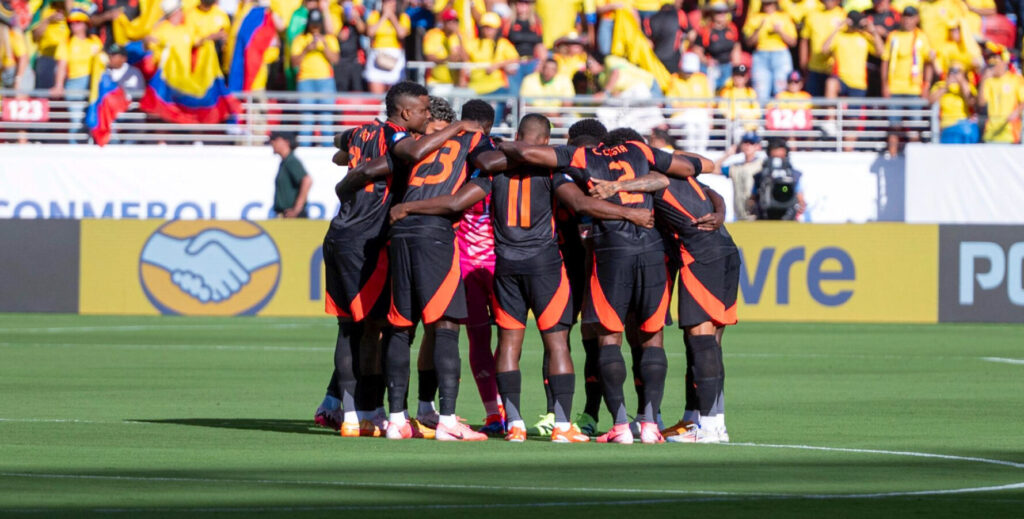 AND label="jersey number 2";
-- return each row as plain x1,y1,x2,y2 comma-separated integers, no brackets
610,161,645,205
